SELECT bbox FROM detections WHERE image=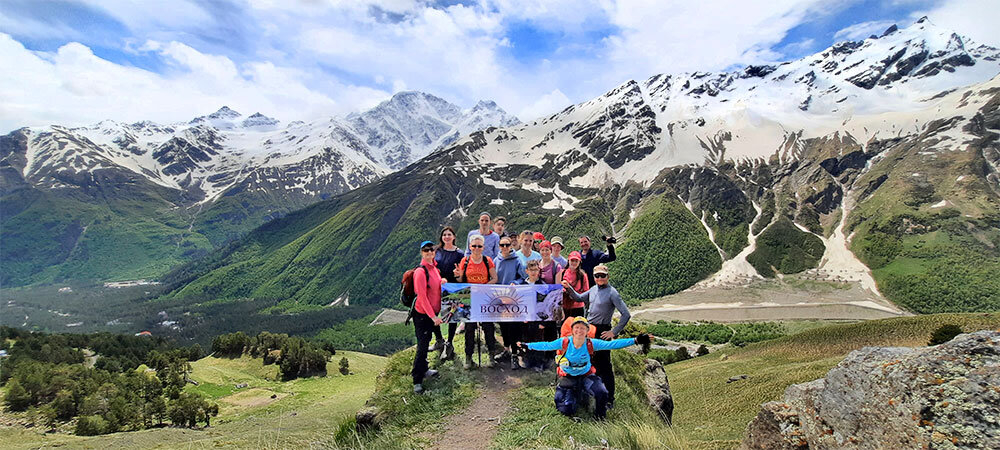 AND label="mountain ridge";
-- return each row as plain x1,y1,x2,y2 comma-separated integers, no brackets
162,17,1000,314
